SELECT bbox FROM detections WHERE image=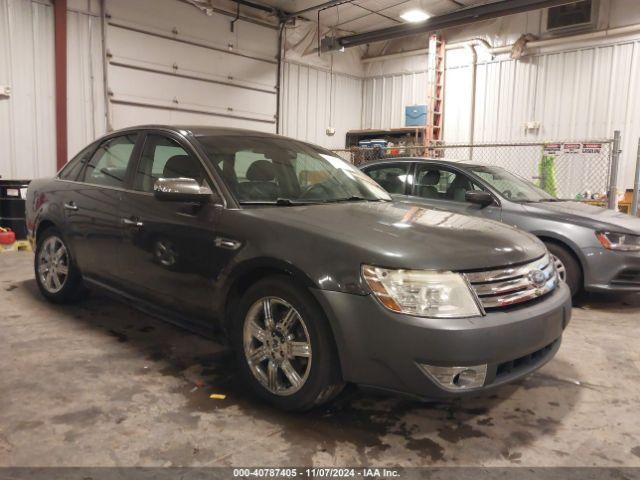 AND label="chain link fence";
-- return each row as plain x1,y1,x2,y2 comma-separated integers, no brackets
333,140,614,201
